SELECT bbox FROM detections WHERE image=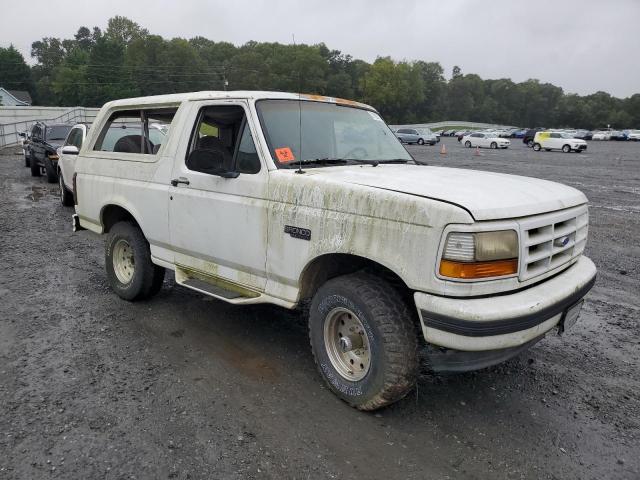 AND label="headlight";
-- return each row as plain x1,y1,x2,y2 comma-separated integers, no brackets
440,230,518,279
